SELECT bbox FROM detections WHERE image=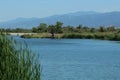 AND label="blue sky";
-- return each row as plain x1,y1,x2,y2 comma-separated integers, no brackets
0,0,120,21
